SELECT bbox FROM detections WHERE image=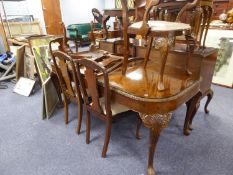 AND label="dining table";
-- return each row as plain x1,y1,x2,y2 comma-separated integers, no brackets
70,48,203,175
48,1,217,174
69,15,217,174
